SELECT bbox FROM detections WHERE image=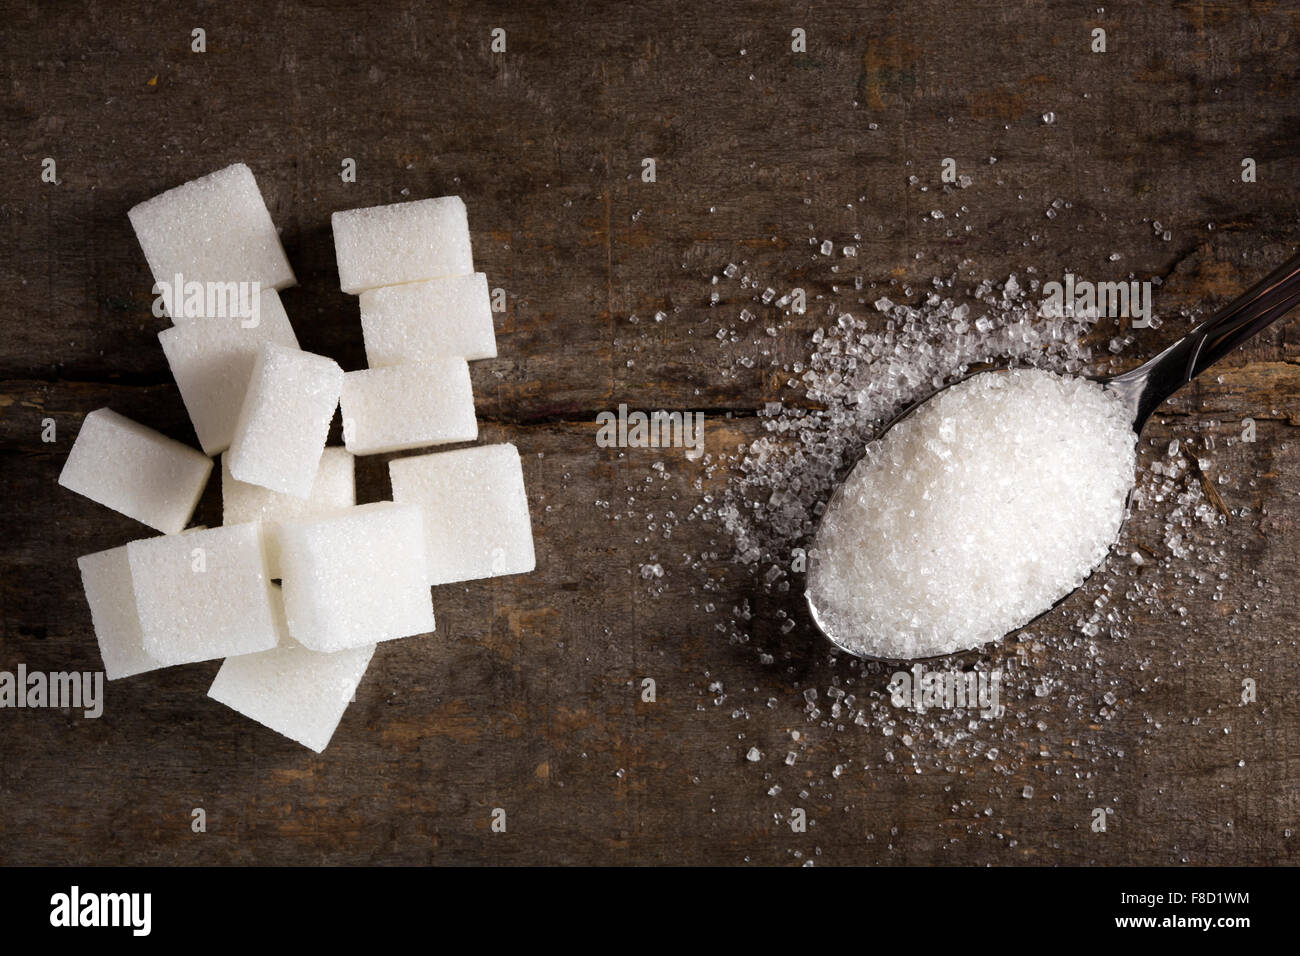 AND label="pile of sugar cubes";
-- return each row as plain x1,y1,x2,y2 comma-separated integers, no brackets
61,163,535,753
